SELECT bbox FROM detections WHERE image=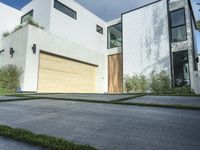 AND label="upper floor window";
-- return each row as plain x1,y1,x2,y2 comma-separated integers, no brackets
170,8,187,43
107,23,122,49
96,25,103,34
54,0,77,19
21,10,33,23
